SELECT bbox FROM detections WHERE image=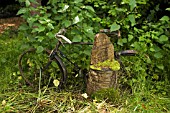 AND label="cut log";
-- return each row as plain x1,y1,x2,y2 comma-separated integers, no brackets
86,33,119,95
